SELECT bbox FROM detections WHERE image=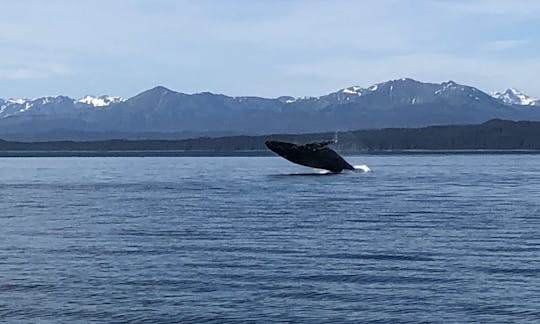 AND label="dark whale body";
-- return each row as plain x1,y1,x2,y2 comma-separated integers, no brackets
265,140,355,173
